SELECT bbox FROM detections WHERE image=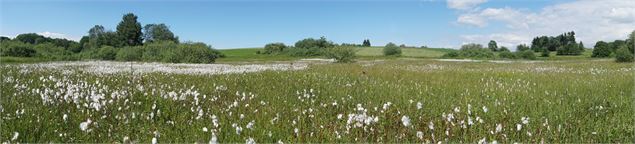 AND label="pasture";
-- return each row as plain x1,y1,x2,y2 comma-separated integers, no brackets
1,59,632,143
